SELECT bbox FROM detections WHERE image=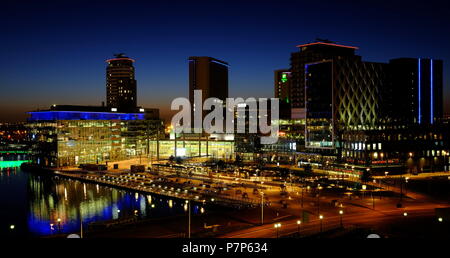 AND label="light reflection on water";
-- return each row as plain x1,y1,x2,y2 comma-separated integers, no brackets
0,155,204,237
